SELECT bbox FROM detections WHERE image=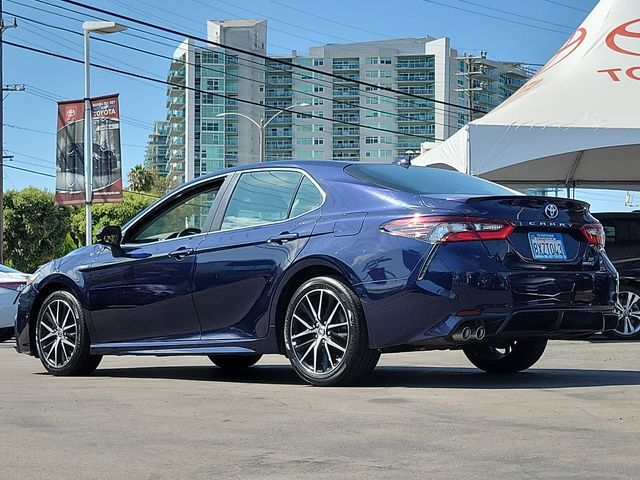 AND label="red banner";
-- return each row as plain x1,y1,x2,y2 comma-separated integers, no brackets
55,94,123,206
